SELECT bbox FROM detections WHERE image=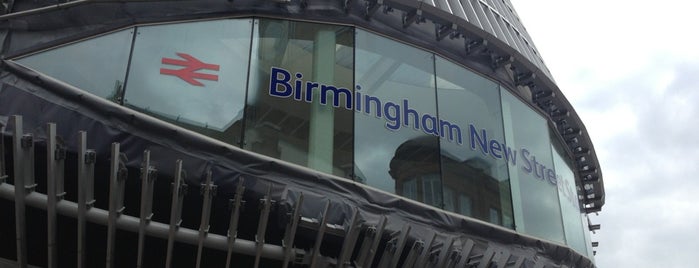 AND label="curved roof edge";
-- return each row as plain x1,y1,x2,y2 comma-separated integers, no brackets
0,0,603,211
